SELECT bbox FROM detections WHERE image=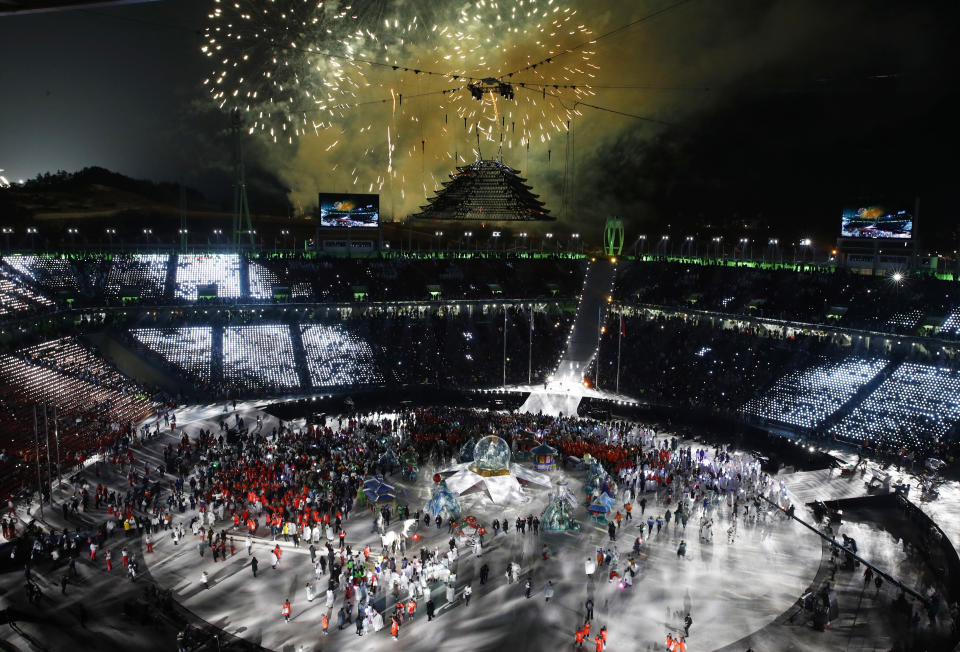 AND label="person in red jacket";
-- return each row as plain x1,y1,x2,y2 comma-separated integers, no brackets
595,634,605,652
575,628,585,649
282,599,291,623
391,615,400,640
105,550,112,571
